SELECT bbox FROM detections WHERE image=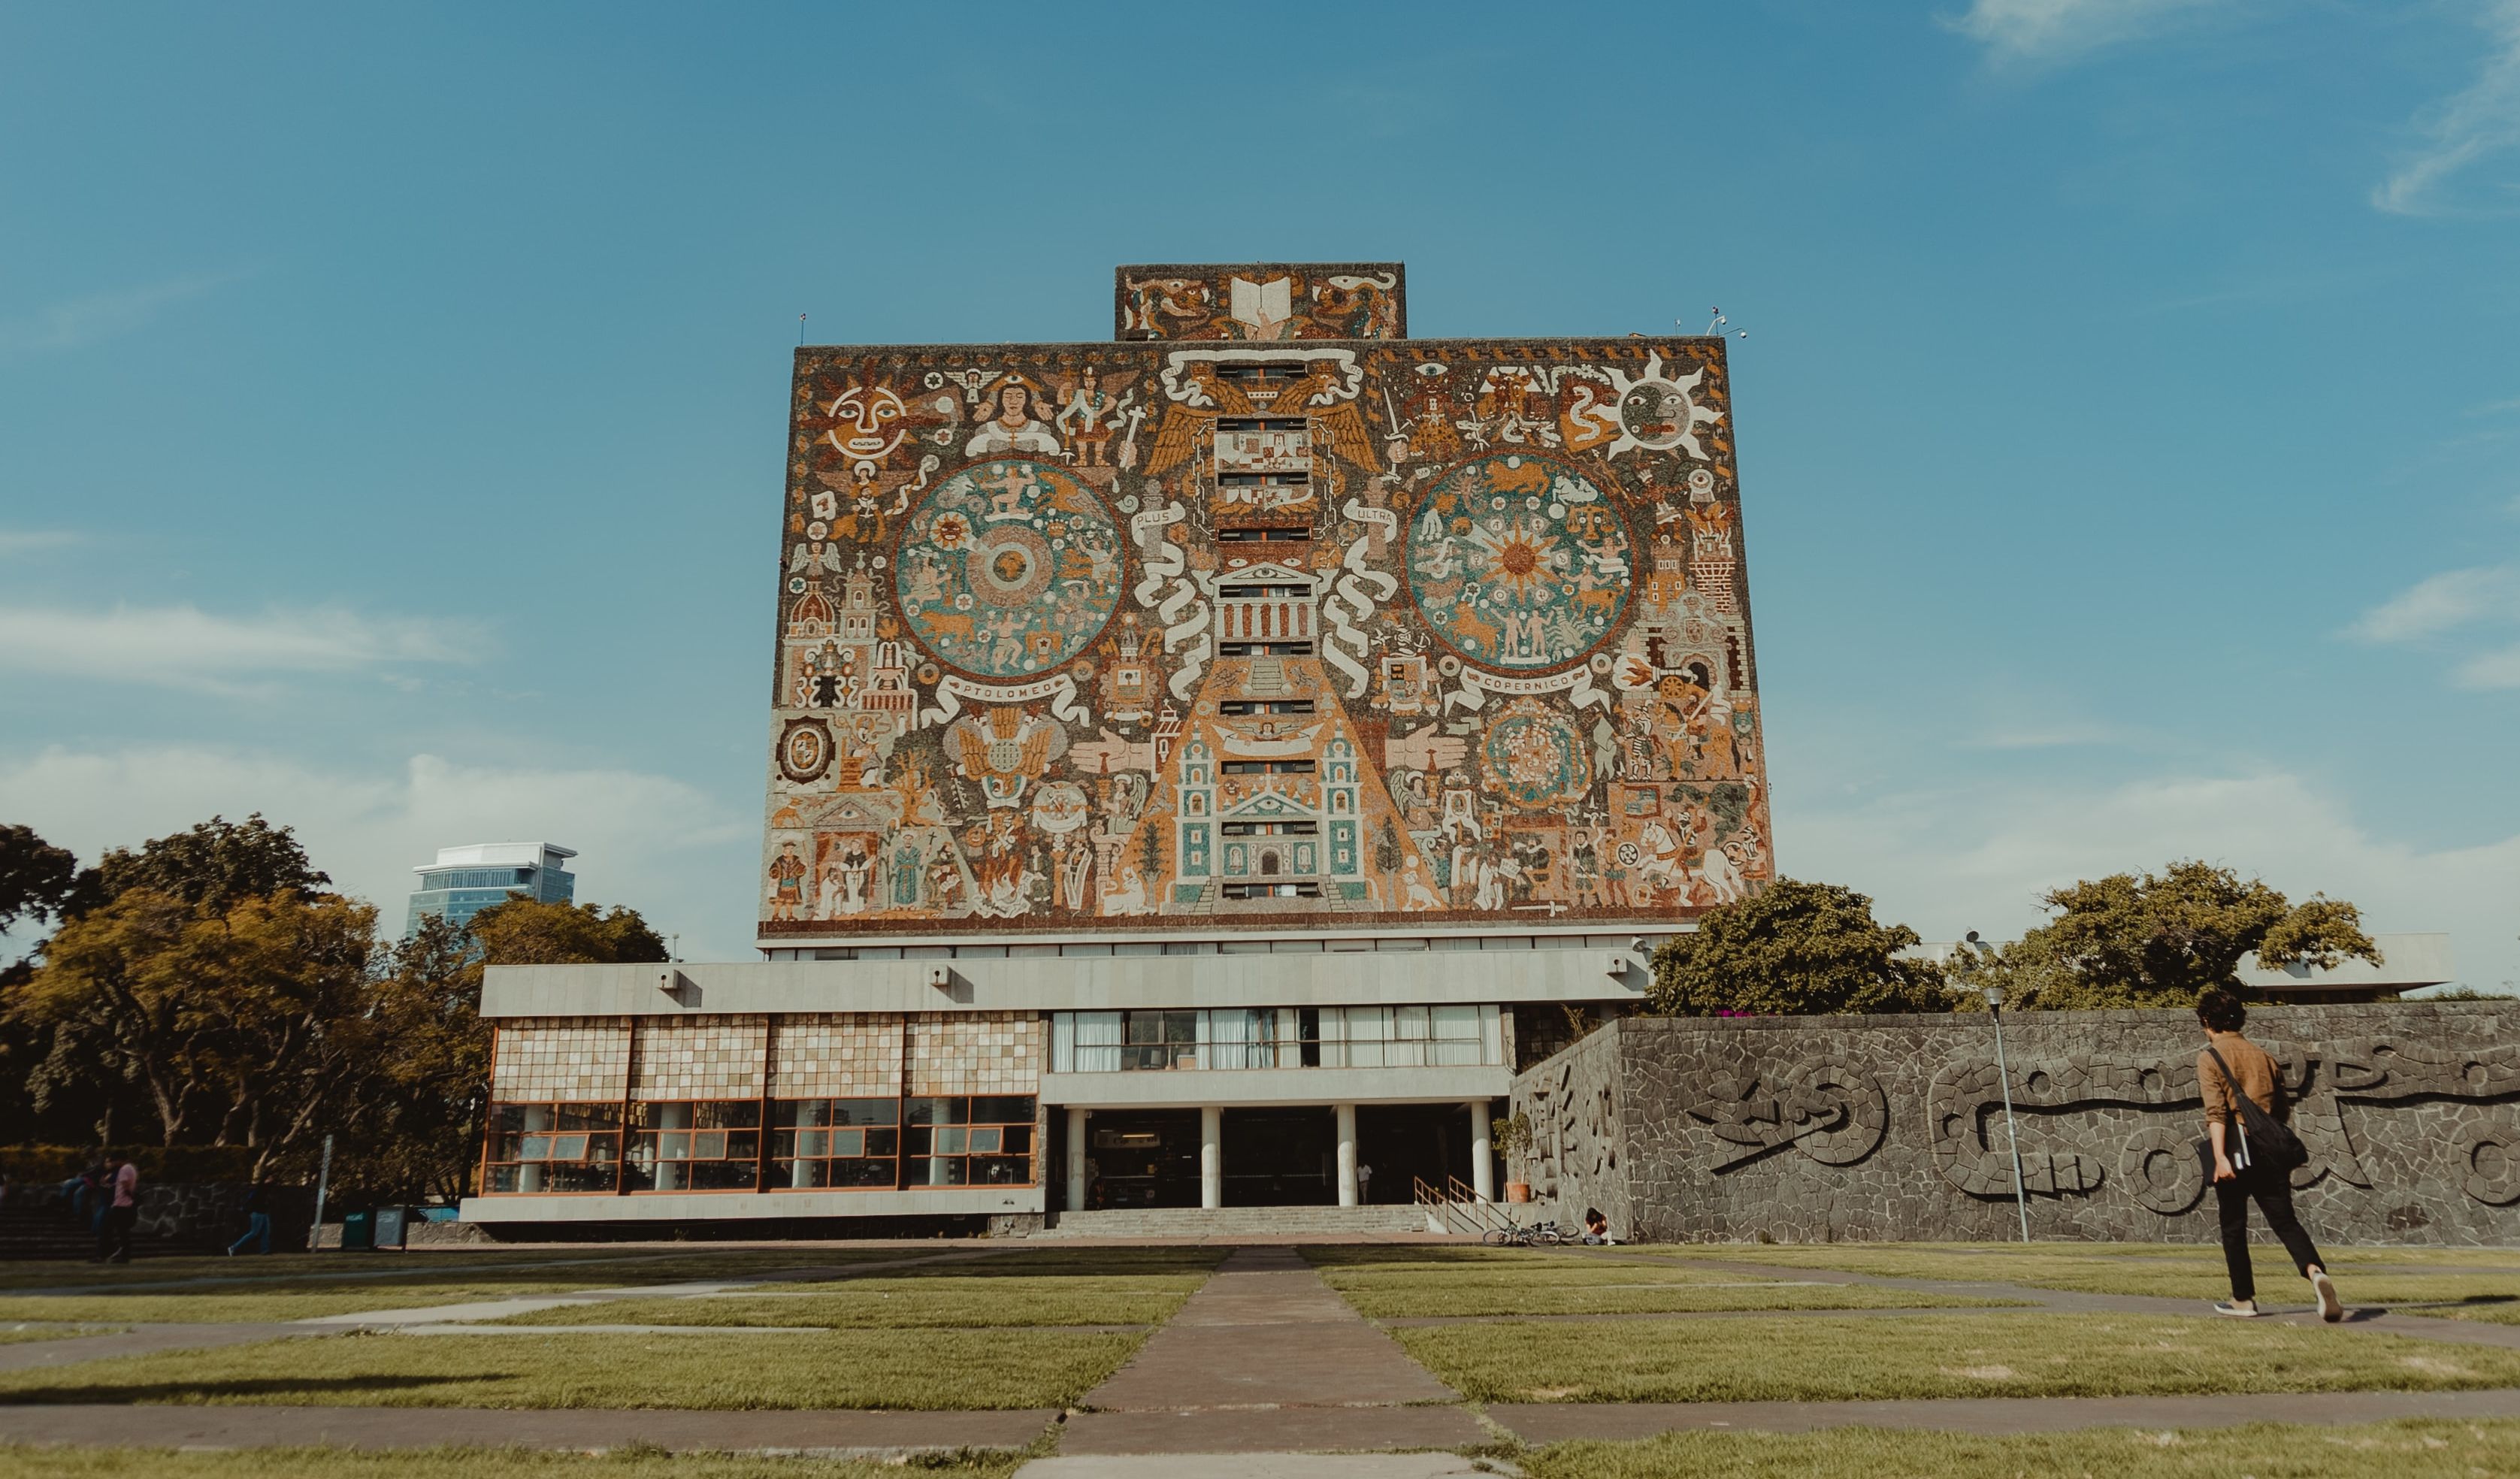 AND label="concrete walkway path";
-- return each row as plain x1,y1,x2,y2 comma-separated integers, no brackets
1066,1245,1483,1456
